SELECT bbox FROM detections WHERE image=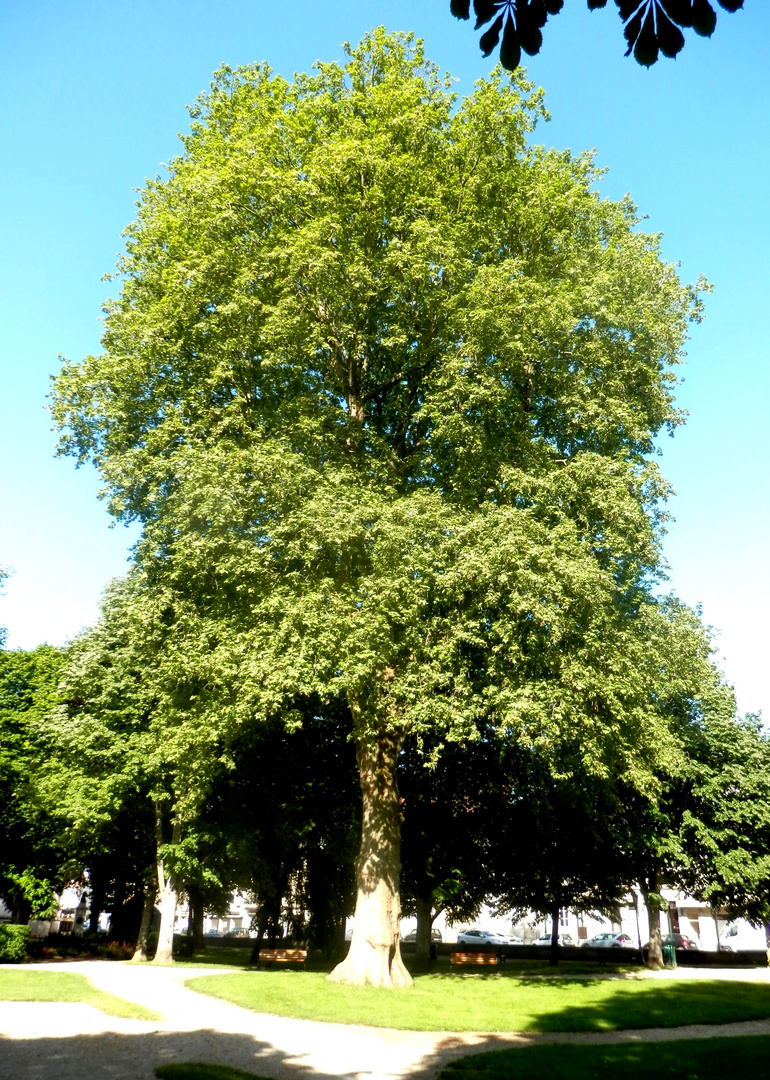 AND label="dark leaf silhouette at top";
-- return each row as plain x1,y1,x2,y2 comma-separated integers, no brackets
452,0,745,70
